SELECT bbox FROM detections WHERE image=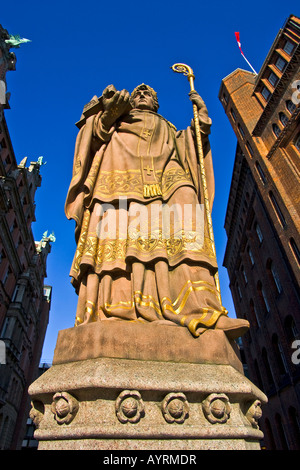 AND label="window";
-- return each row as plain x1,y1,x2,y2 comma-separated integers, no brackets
238,123,245,138
255,222,263,243
261,86,271,101
236,282,242,301
241,266,248,284
290,238,300,266
267,259,282,294
272,123,281,137
10,220,17,233
284,316,299,344
262,348,274,386
247,246,255,265
0,317,10,338
271,264,282,294
255,161,267,184
268,72,279,87
279,112,289,127
261,287,270,313
230,108,237,121
246,141,254,157
294,133,300,151
283,40,295,55
269,191,286,227
286,99,296,114
3,267,11,285
257,280,270,313
272,334,288,375
288,408,300,449
250,299,260,328
275,56,287,72
0,139,6,153
12,284,21,302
